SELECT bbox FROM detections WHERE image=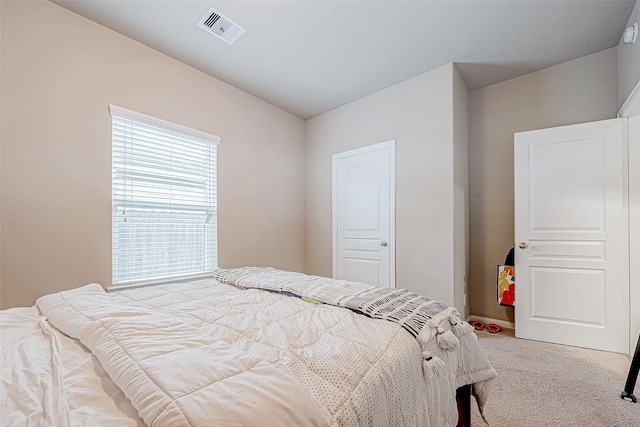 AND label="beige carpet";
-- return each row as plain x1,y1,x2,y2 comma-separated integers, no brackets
468,328,639,427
